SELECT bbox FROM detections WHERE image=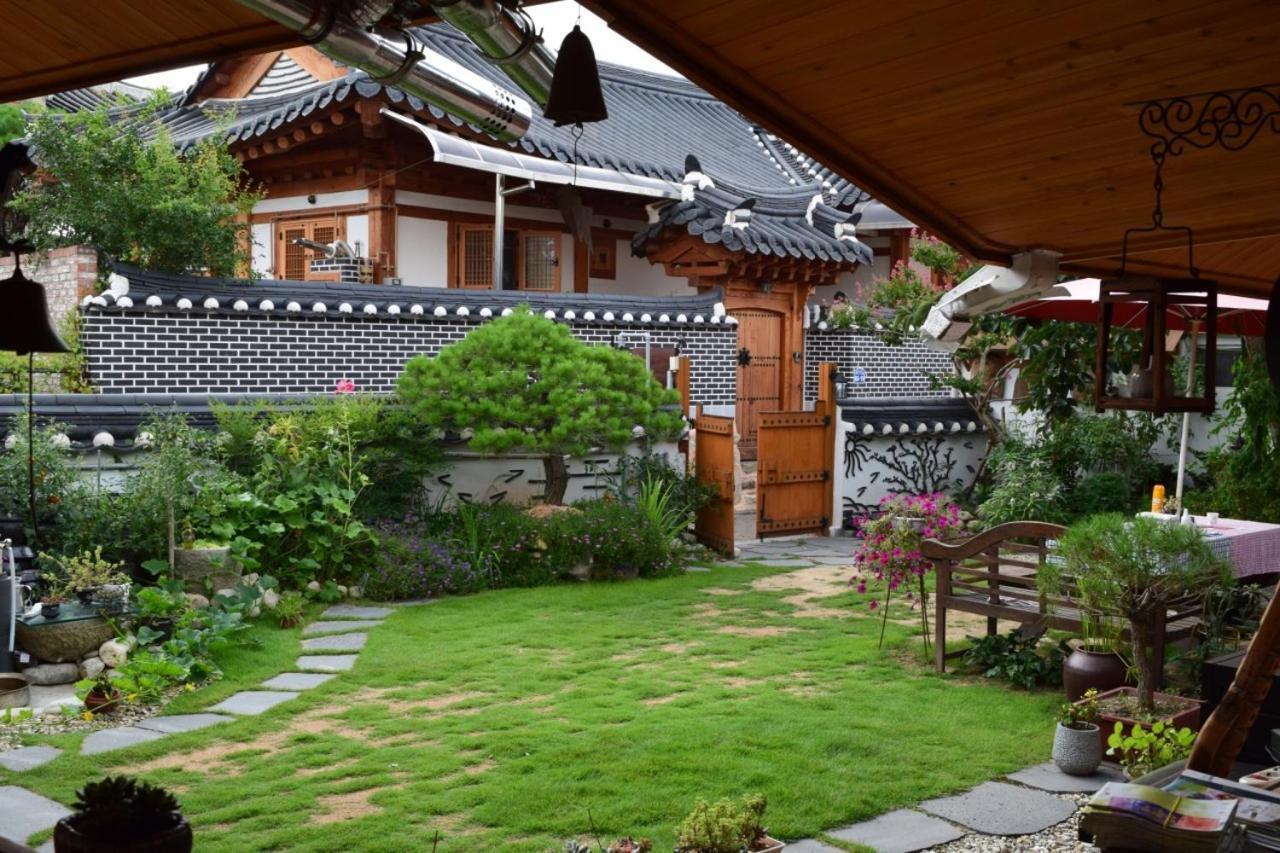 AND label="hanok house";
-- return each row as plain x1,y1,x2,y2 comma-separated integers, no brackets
19,24,955,459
